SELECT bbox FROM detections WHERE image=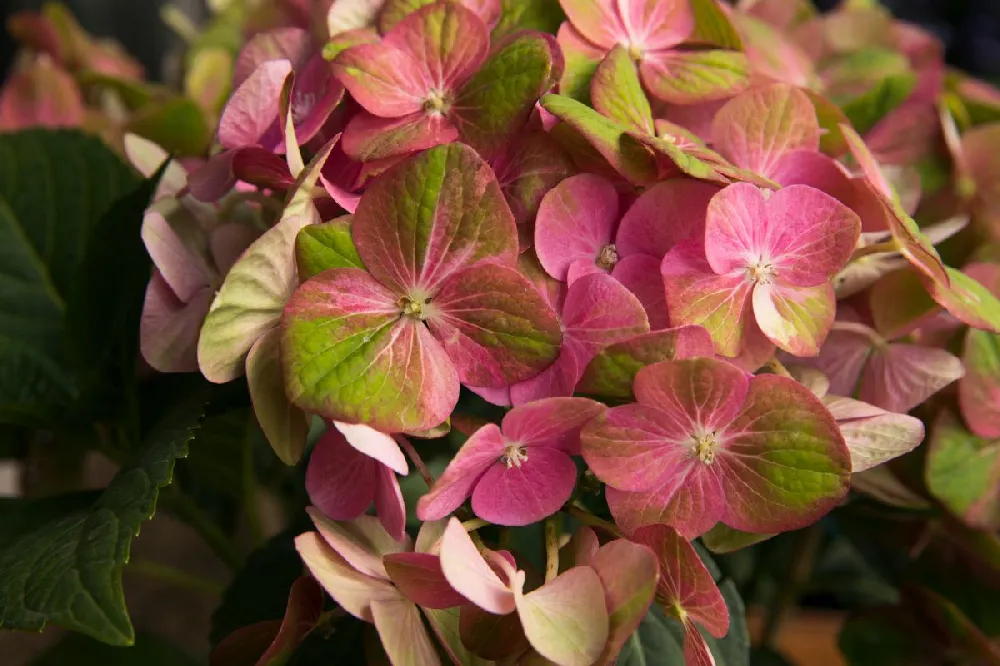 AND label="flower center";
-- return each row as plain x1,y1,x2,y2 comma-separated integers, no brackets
423,88,451,115
624,41,645,61
398,295,429,320
745,262,776,285
596,243,619,270
692,432,718,465
502,443,529,469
